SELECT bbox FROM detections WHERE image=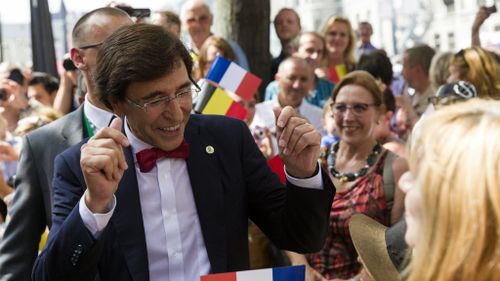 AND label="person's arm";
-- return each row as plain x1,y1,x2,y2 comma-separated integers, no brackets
53,70,77,114
390,157,408,225
471,7,490,47
33,118,129,281
244,107,335,253
0,136,49,281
